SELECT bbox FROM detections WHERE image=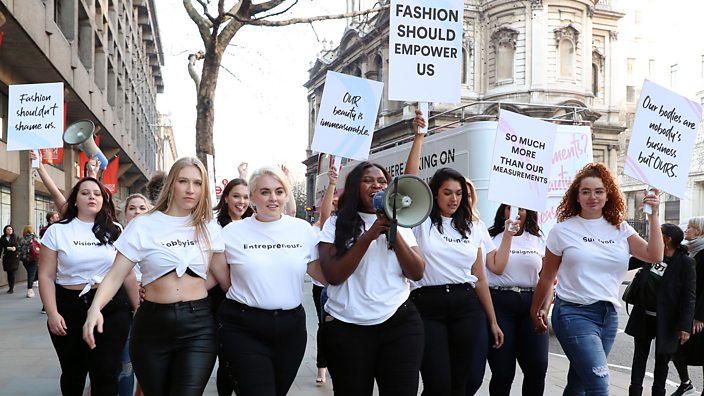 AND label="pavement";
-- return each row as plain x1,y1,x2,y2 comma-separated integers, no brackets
0,280,681,396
